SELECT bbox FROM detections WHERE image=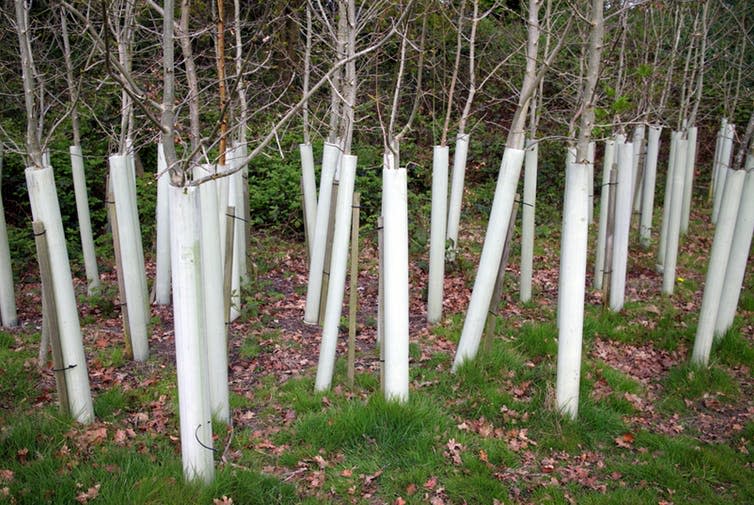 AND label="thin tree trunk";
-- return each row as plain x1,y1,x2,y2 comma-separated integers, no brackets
234,0,248,142
687,0,709,128
658,5,682,119
440,0,466,147
61,10,99,295
302,5,312,144
179,0,202,156
14,0,42,167
453,0,543,370
556,0,604,420
341,0,357,154
162,0,180,184
216,0,228,165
